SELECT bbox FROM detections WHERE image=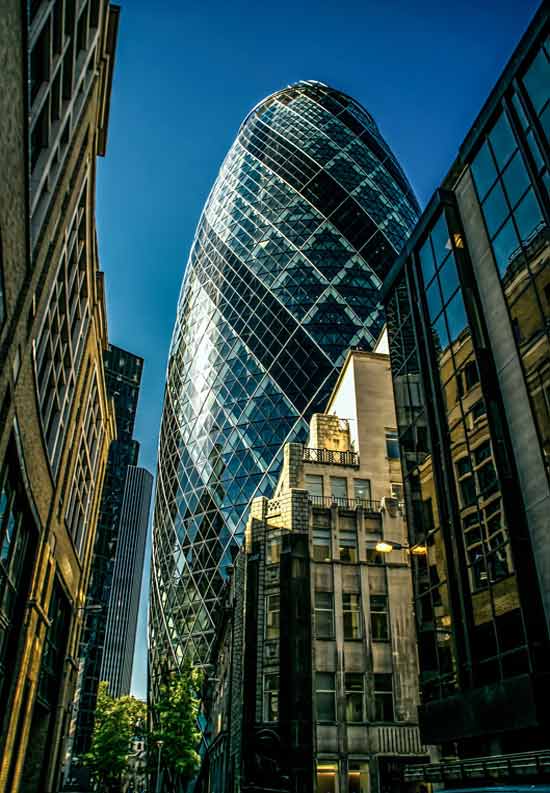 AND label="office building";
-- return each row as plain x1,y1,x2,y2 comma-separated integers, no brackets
0,2,119,791
71,345,145,758
150,80,420,688
101,465,153,697
201,351,433,793
381,3,550,780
